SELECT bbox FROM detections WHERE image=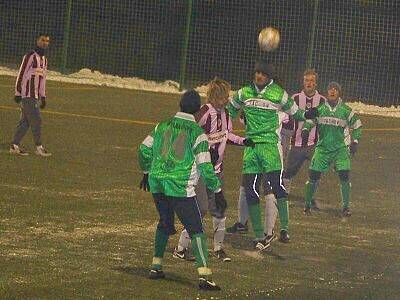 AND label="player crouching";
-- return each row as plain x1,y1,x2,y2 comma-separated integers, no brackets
174,78,253,262
138,90,223,291
302,82,362,216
